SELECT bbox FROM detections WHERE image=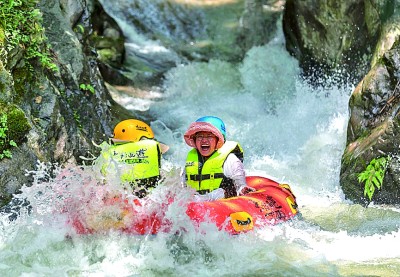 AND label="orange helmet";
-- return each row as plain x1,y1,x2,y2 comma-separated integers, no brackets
112,119,154,143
